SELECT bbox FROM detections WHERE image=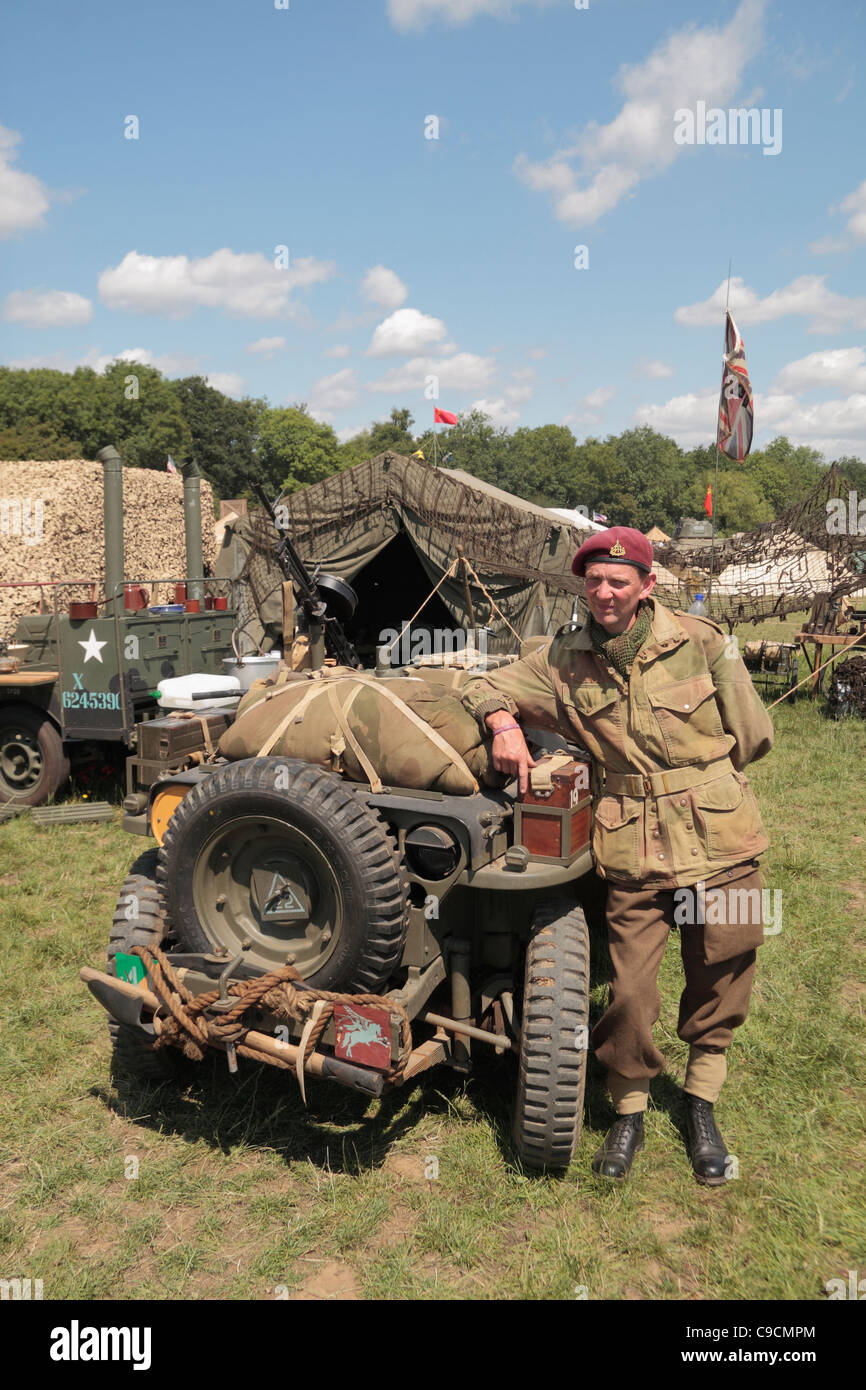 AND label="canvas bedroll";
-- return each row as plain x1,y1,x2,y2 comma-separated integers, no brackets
218,668,498,795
